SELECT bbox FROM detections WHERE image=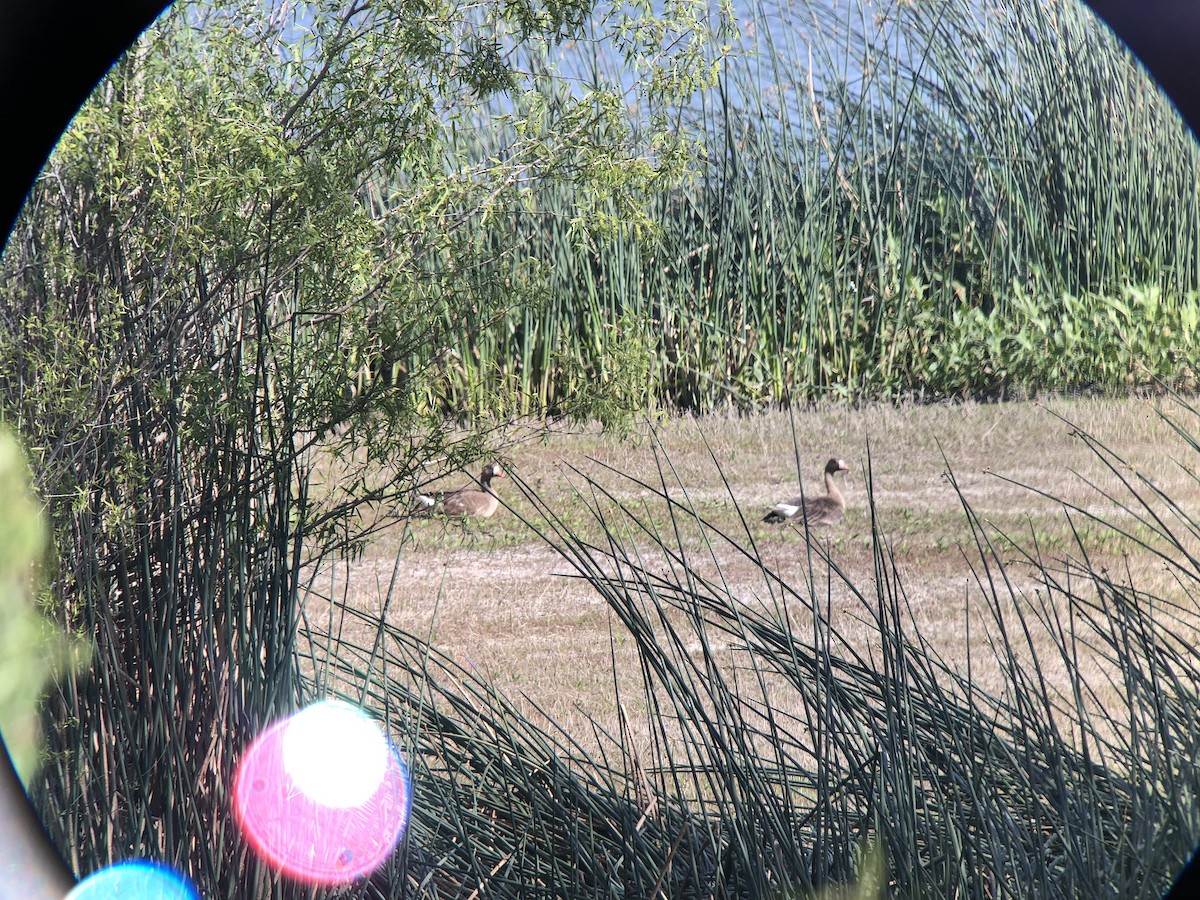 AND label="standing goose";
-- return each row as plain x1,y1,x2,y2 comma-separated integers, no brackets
414,462,505,519
763,457,849,526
